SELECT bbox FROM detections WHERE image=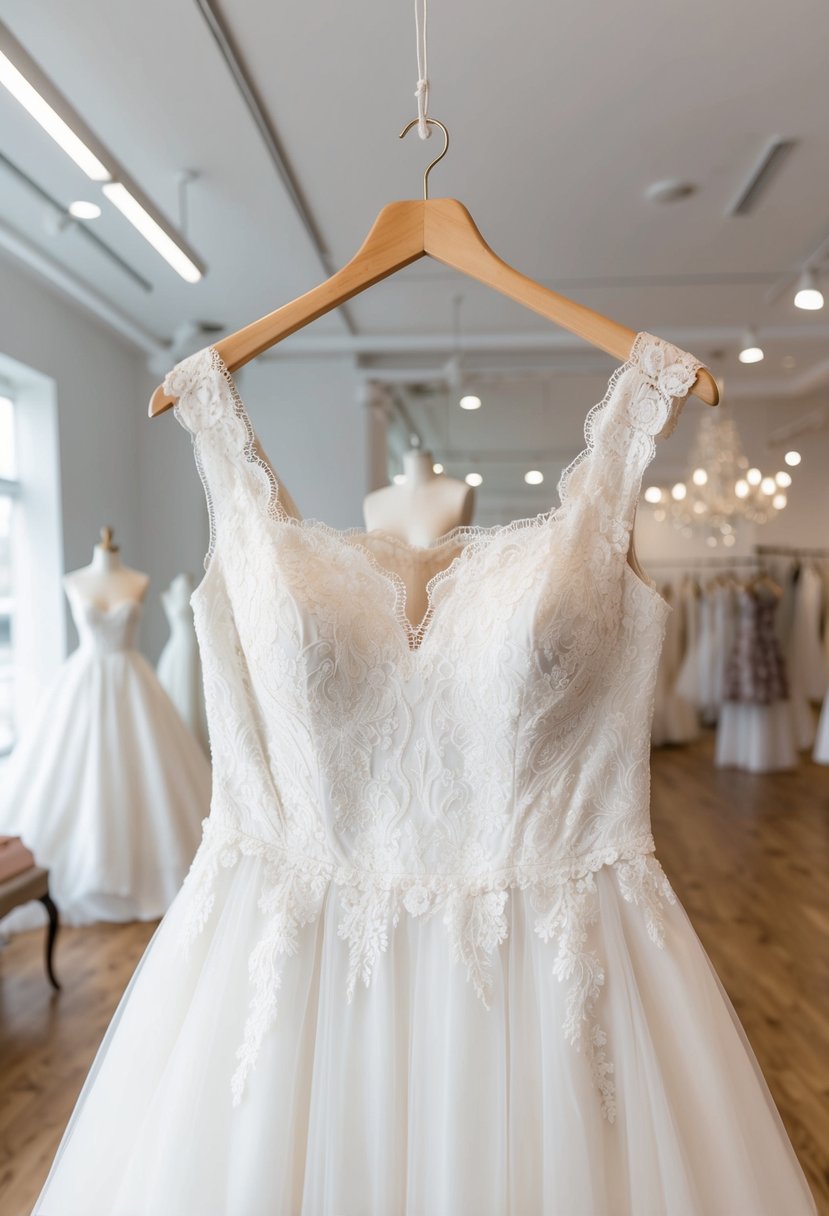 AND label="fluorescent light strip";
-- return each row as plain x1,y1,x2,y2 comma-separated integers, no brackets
102,183,202,283
0,49,110,181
